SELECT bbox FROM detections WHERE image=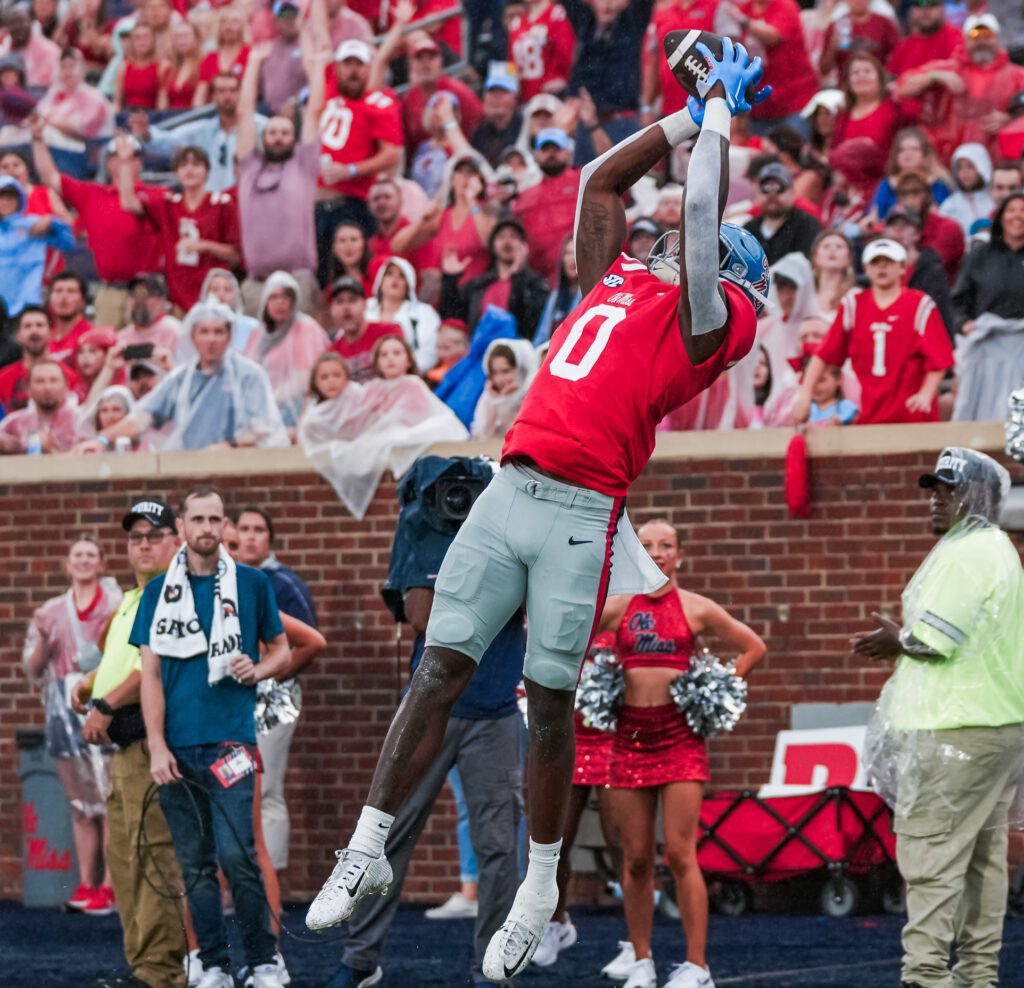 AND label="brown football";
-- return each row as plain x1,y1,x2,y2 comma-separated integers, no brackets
662,29,725,99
